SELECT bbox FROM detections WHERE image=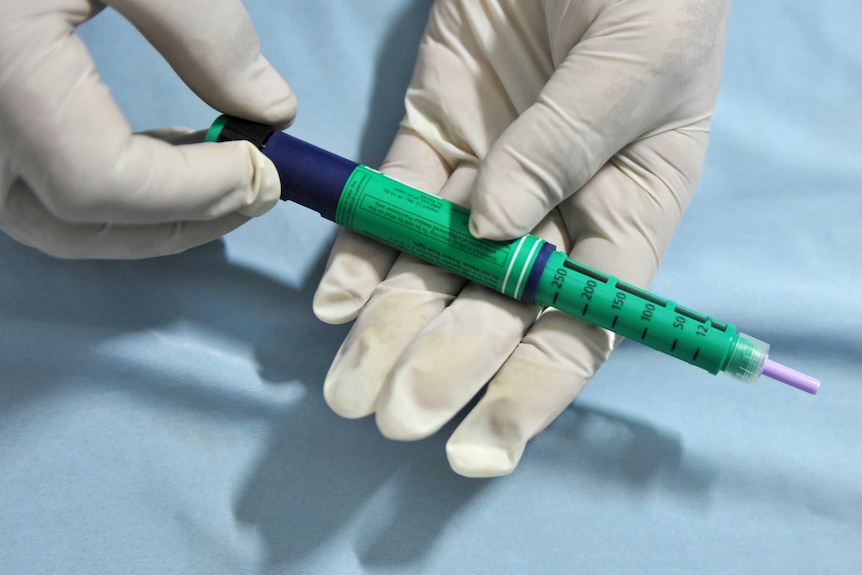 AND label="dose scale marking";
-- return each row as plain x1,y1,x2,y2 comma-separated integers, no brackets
536,255,731,374
206,115,821,395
